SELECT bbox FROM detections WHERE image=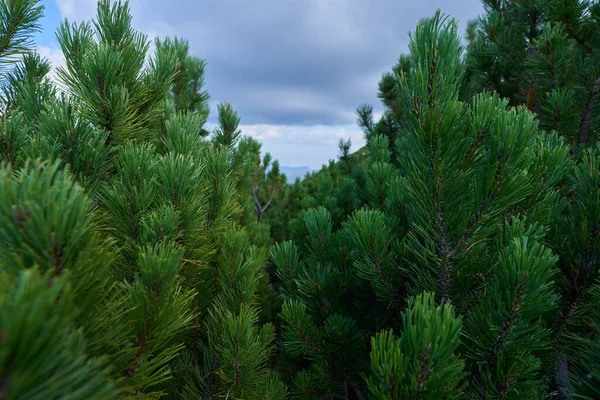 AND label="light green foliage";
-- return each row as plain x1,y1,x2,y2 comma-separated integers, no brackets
0,0,43,77
0,270,119,400
367,293,465,400
56,0,176,144
0,161,123,398
0,1,284,399
1,52,55,117
156,36,210,118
